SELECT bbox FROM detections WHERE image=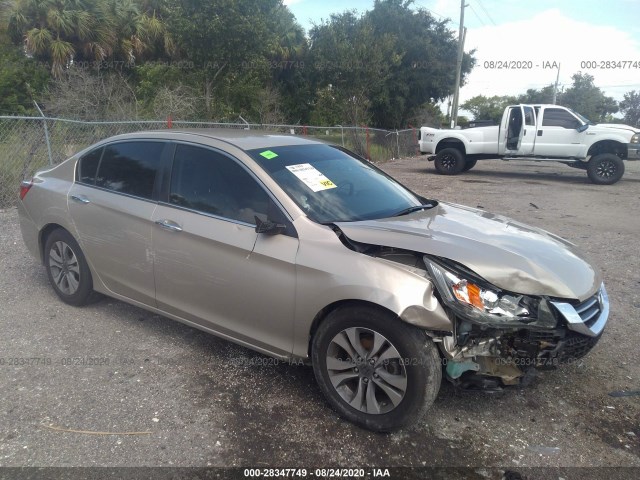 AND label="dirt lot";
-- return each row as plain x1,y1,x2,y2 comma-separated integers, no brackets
0,158,639,477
